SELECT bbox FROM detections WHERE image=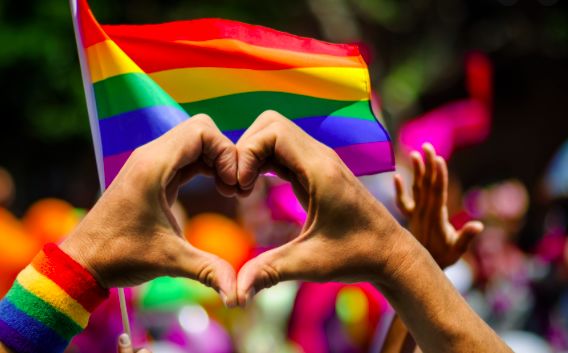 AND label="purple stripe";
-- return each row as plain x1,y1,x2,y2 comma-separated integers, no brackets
103,150,133,187
0,318,35,353
103,140,394,187
0,300,67,353
99,105,188,157
334,141,395,176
